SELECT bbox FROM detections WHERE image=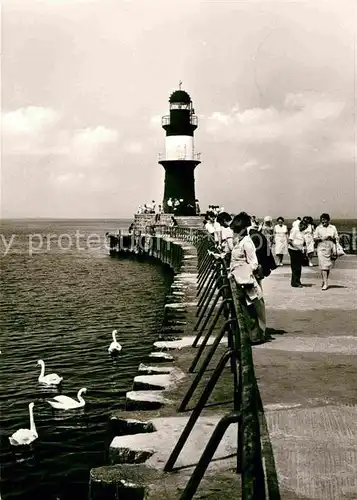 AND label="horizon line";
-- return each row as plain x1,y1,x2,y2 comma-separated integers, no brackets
1,215,357,221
